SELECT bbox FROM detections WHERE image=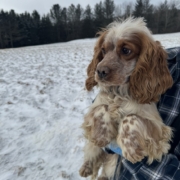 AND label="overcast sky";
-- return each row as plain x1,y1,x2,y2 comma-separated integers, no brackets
0,0,167,15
